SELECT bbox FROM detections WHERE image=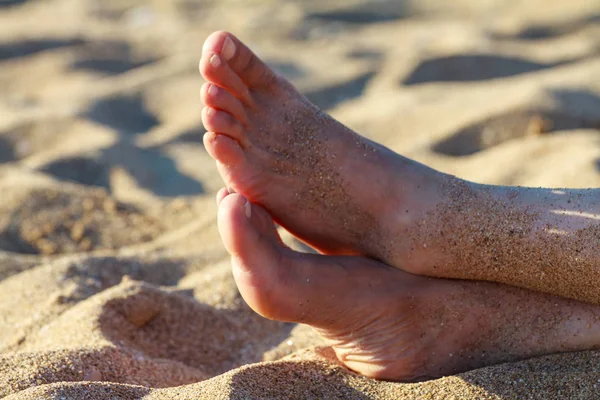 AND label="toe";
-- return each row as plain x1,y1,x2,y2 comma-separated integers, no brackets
218,193,300,321
216,187,229,206
202,30,276,89
217,194,403,325
218,193,281,259
202,107,245,143
199,51,252,106
204,131,246,166
201,83,247,125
